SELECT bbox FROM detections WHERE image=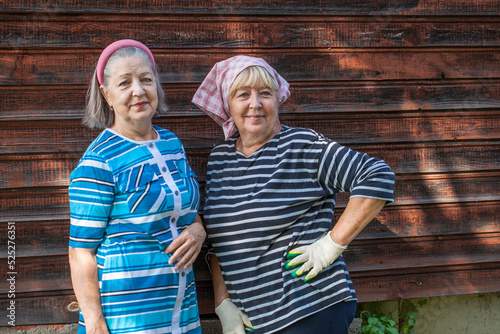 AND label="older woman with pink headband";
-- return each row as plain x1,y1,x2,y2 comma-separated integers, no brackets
68,39,205,334
193,56,395,334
